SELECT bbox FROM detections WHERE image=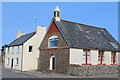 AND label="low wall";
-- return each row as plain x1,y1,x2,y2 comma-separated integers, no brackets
68,65,119,76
